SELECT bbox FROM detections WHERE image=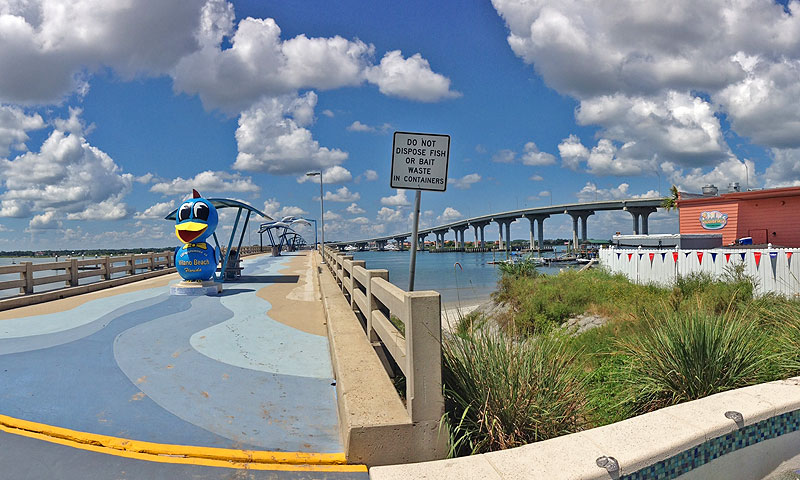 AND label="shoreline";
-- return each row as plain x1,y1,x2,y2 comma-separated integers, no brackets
441,297,492,332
